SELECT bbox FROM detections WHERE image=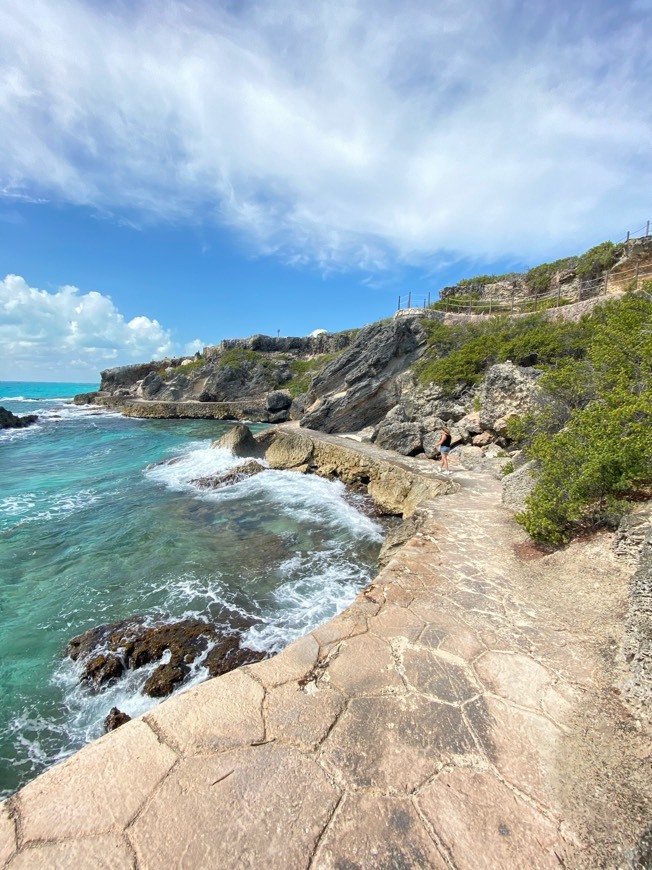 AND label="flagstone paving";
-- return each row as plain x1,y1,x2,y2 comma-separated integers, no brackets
1,435,650,869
